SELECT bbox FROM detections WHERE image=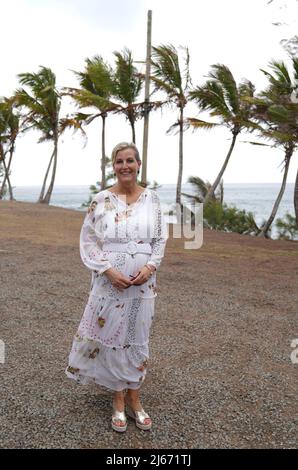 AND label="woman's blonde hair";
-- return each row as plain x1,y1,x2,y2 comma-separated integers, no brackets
111,142,141,165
